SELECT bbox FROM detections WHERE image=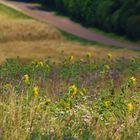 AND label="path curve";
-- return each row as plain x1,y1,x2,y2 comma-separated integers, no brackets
1,0,140,50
